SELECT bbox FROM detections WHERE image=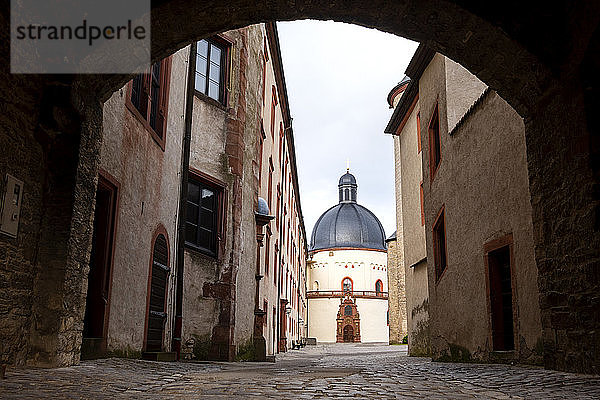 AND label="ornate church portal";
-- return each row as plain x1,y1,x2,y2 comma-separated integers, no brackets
336,295,361,343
